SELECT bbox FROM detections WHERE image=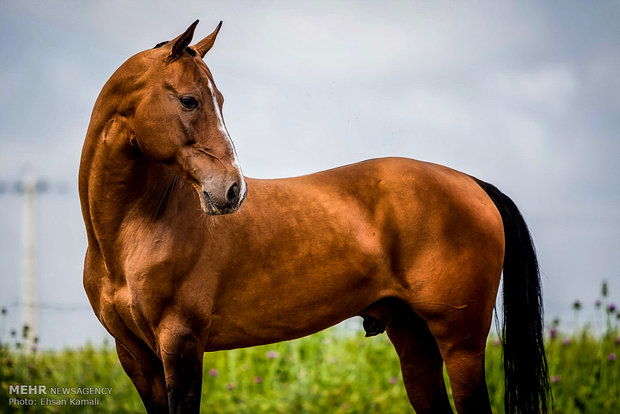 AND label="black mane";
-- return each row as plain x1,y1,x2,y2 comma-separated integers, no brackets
153,41,197,57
